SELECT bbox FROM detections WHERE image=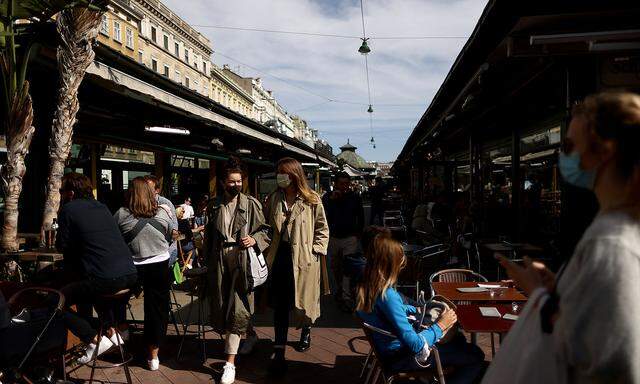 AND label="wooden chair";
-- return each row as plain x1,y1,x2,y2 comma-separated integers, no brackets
177,238,196,274
357,318,446,384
